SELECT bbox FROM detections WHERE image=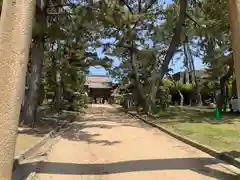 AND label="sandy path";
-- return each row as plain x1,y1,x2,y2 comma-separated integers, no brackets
34,104,239,180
